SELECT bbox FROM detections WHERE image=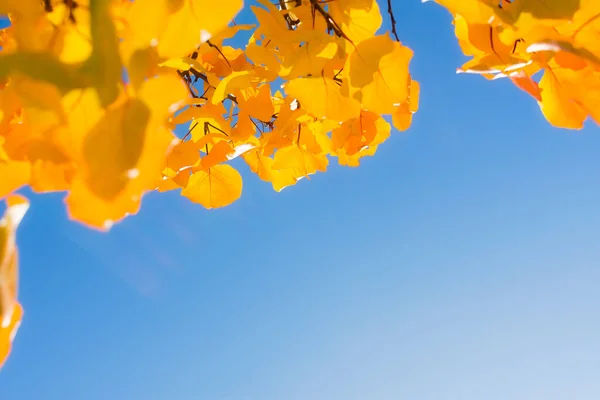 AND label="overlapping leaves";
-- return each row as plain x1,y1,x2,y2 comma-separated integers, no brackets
1,0,417,226
0,0,418,367
429,0,600,129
